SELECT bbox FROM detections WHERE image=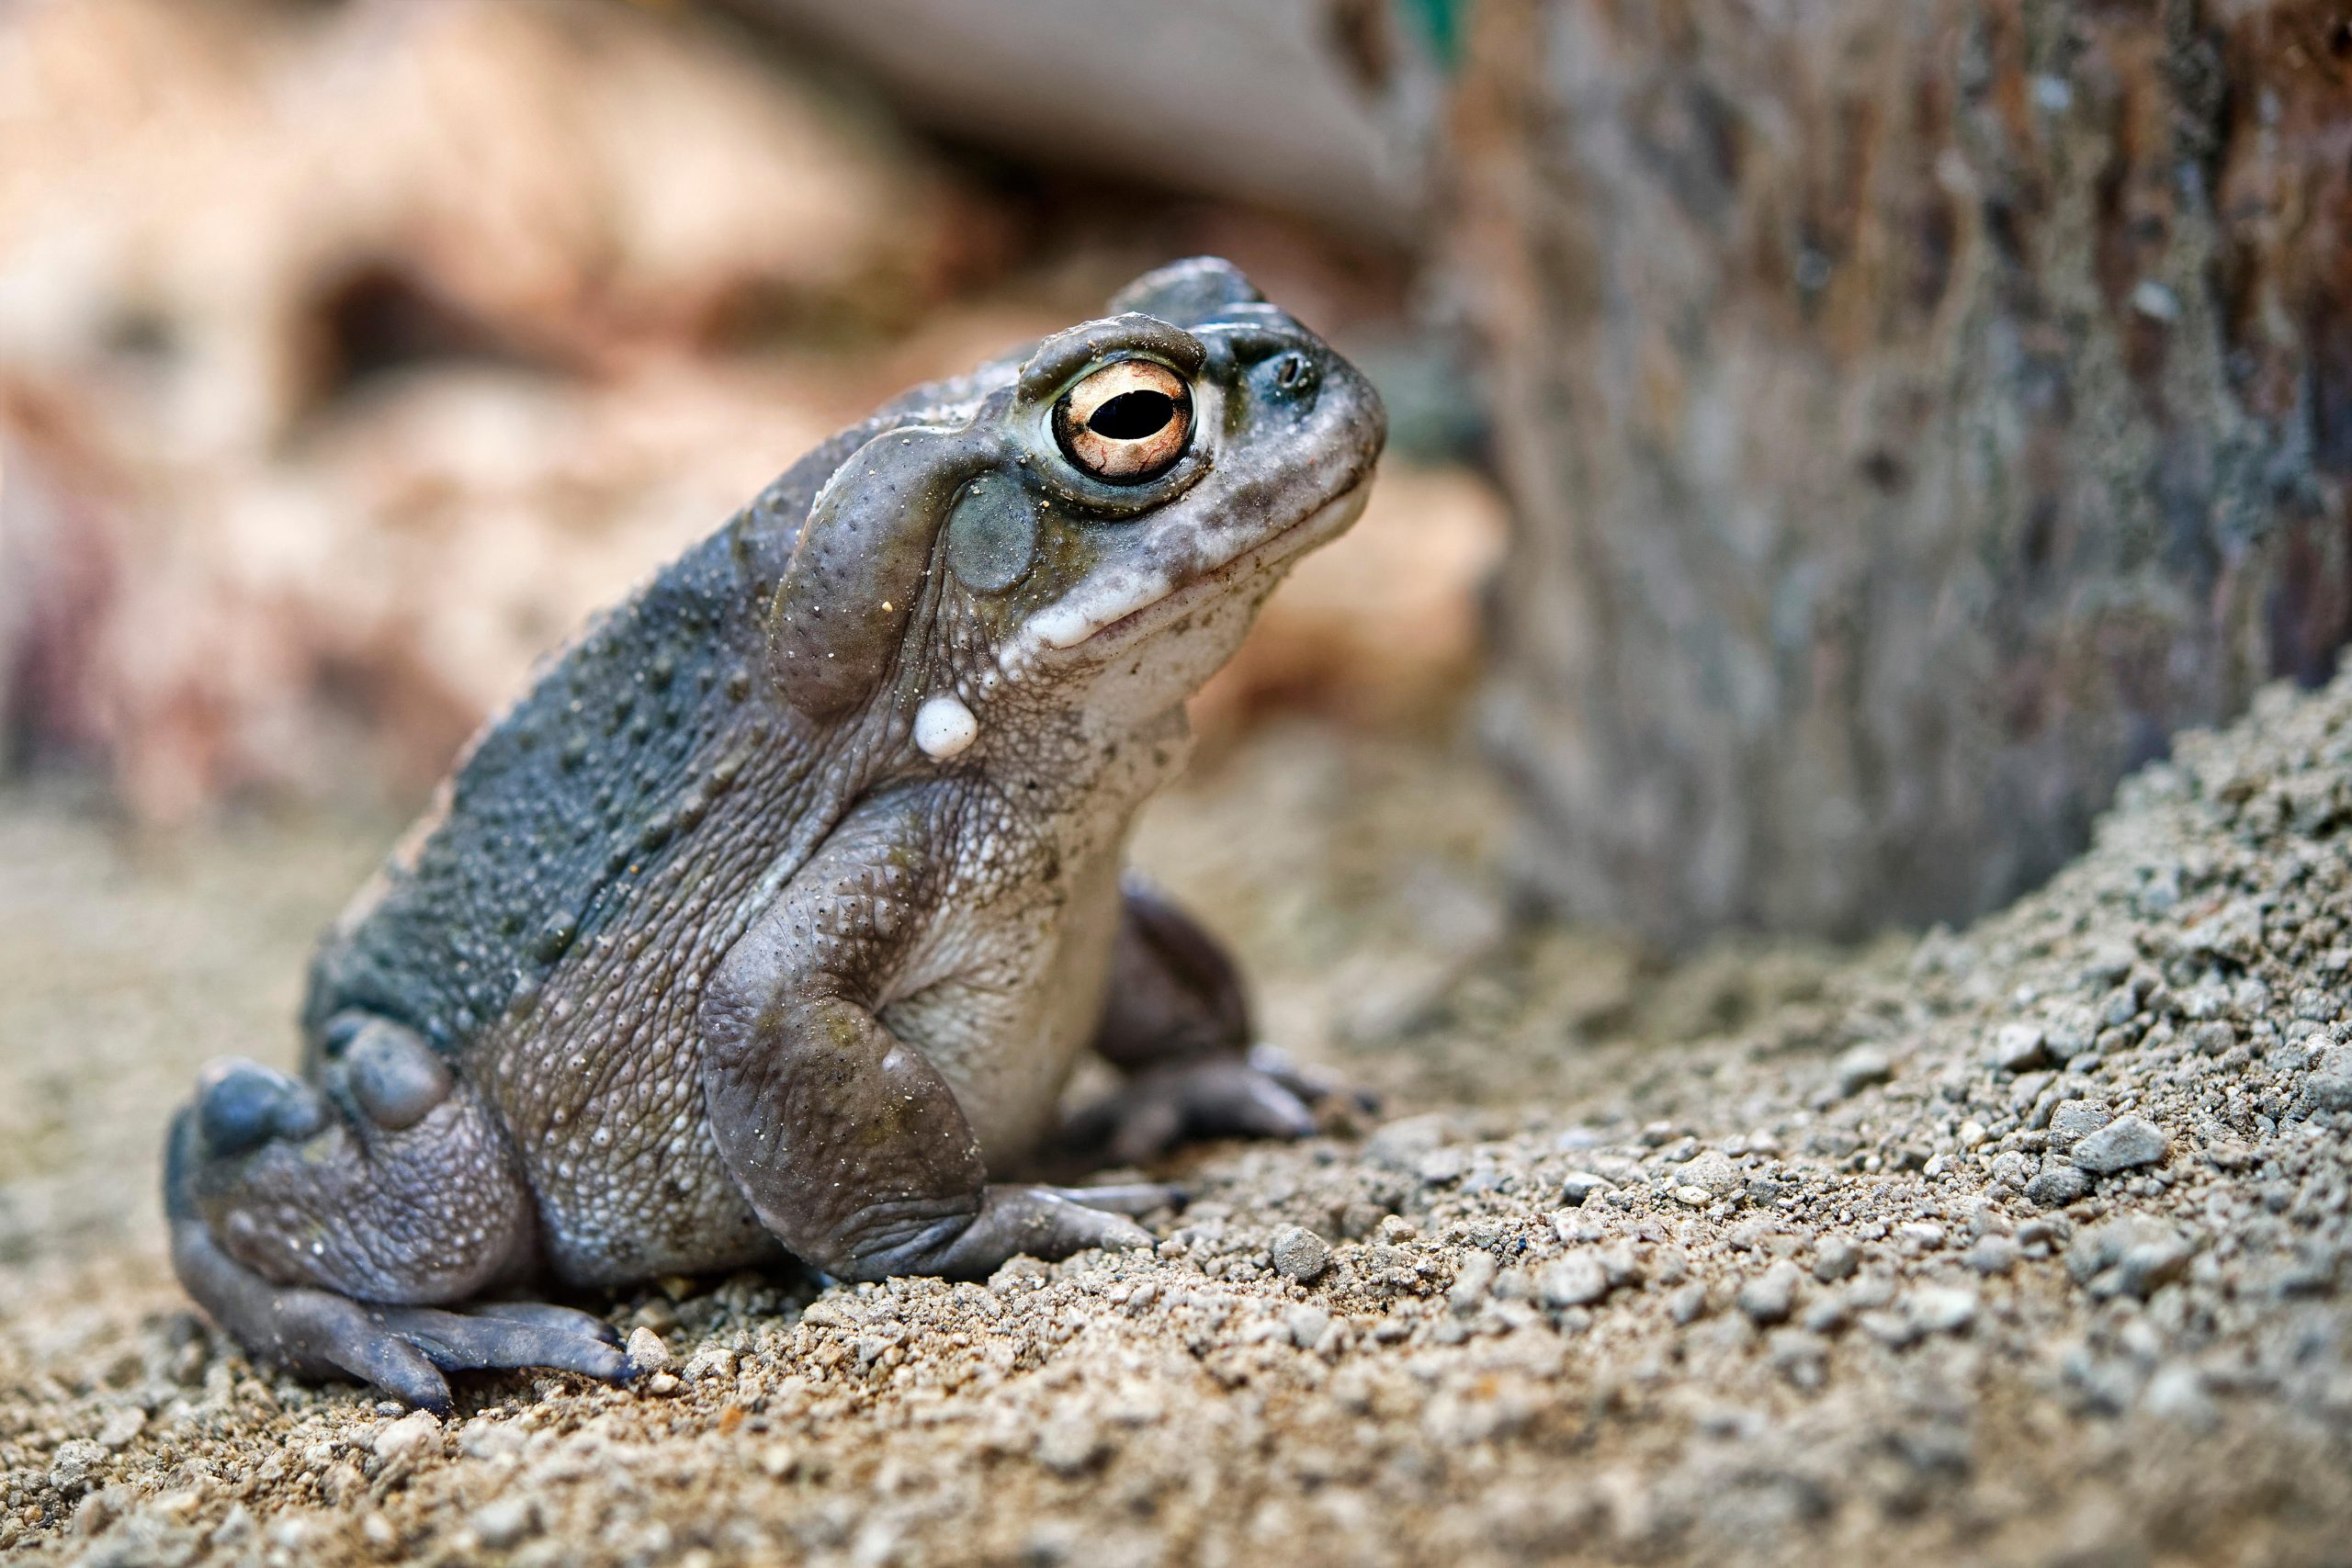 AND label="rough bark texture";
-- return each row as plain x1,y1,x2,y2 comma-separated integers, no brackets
1454,0,2352,944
